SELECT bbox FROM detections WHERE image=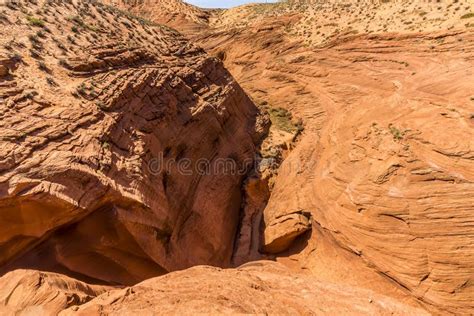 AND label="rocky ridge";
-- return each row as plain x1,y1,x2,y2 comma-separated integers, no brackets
209,0,474,46
0,261,428,315
102,0,211,34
